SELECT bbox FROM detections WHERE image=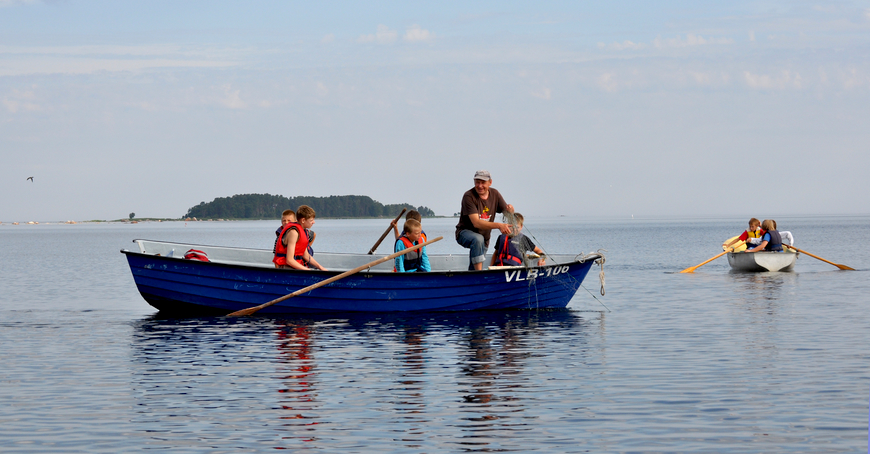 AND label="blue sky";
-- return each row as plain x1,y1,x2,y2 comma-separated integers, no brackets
2,1,869,221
